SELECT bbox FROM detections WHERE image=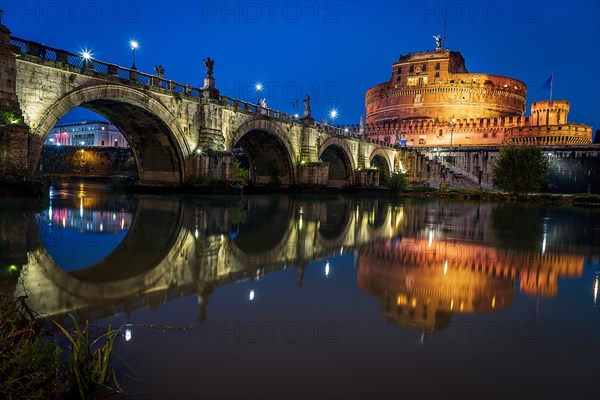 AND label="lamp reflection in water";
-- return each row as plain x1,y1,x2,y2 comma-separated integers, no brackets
594,274,598,307
325,261,330,277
